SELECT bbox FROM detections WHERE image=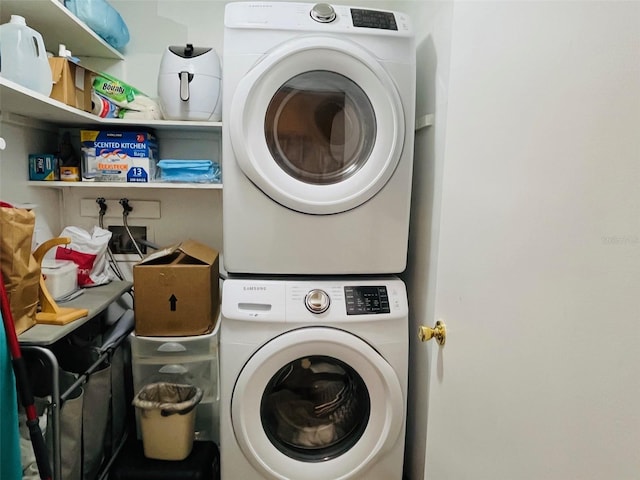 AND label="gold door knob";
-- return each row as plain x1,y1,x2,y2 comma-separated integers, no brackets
418,320,446,345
